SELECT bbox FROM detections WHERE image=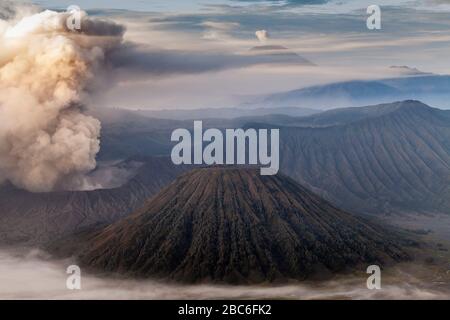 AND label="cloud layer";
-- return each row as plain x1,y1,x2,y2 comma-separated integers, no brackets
0,248,448,299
